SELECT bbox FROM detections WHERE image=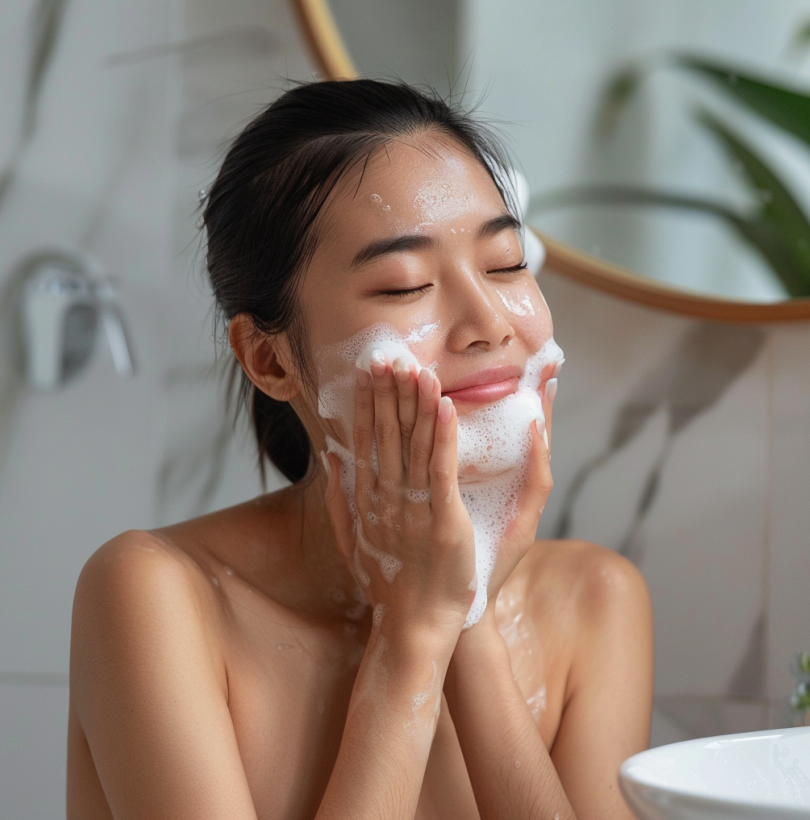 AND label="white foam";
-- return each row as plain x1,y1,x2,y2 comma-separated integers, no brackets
496,289,536,317
318,324,563,627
